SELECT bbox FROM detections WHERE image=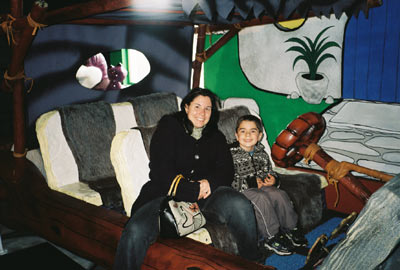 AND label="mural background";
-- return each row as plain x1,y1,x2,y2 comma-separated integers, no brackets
238,14,346,100
205,0,400,146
